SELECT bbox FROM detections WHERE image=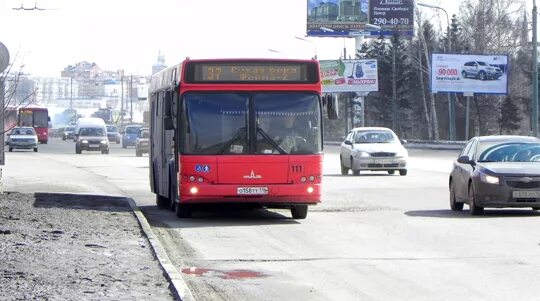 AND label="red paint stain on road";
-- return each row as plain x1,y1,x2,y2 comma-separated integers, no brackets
182,267,267,280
